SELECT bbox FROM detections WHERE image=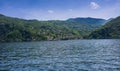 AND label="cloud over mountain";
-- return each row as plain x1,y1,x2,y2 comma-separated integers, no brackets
90,2,100,9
